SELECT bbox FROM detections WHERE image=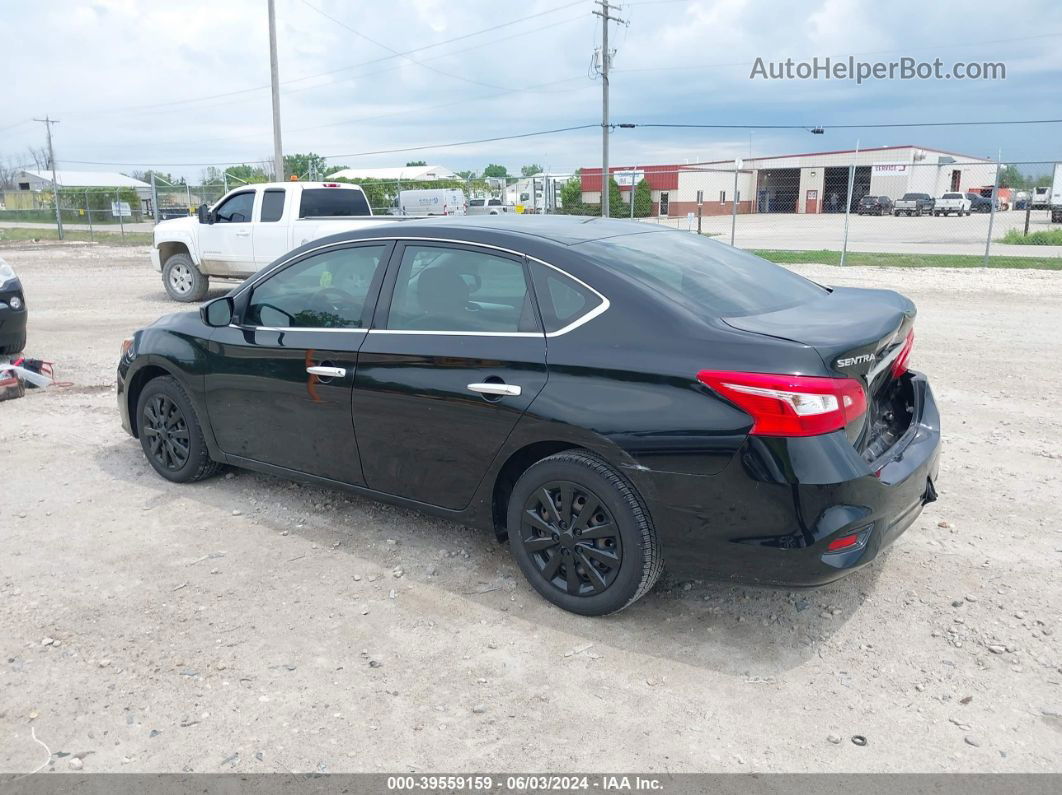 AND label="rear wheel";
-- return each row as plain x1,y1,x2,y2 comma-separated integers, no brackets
136,376,221,483
163,253,209,303
507,451,662,616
